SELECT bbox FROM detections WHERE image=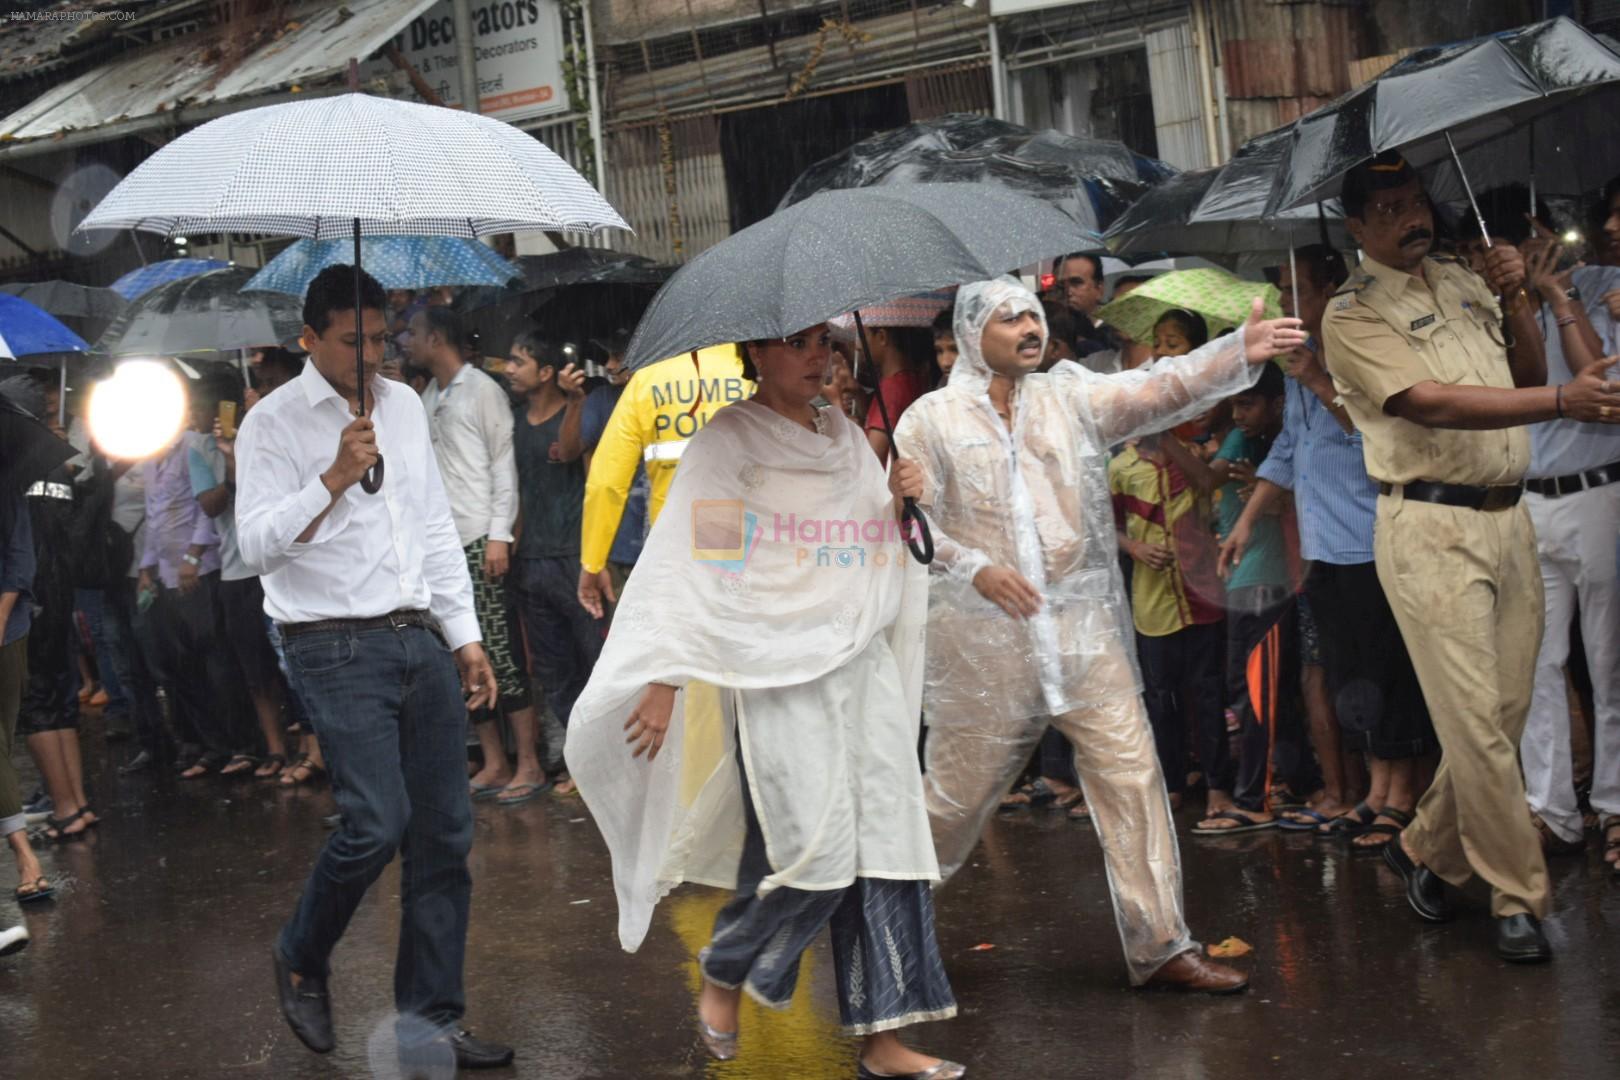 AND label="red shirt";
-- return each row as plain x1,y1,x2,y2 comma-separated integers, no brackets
864,370,929,462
